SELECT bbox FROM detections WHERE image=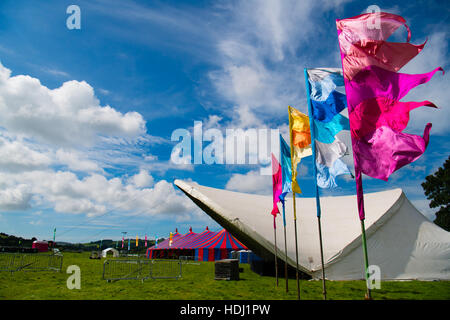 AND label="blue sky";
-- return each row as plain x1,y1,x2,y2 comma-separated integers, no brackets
0,0,448,243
